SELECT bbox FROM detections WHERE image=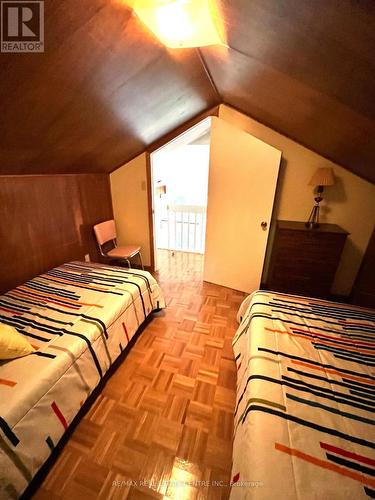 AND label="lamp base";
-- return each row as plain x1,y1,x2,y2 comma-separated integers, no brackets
306,197,322,229
305,221,320,229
